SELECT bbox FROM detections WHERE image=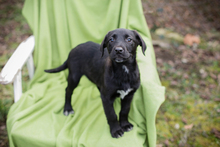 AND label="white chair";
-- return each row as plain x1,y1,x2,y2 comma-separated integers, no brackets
0,36,35,102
